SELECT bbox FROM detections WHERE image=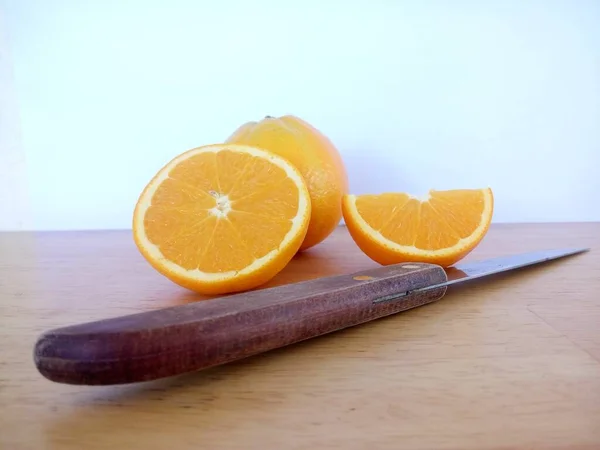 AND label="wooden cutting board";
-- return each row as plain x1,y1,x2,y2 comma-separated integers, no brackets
1,223,599,450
